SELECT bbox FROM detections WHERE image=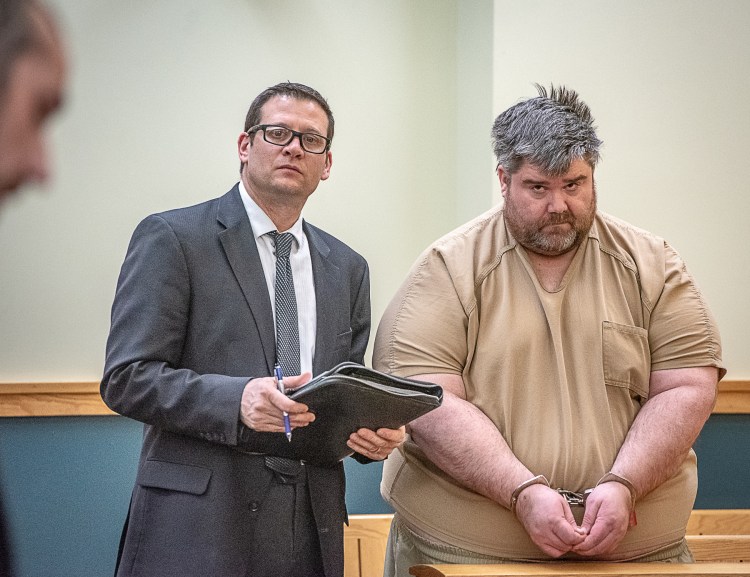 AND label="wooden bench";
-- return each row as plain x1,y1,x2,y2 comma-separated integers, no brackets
407,562,750,576
686,510,750,563
688,510,750,535
345,514,394,577
343,510,750,577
